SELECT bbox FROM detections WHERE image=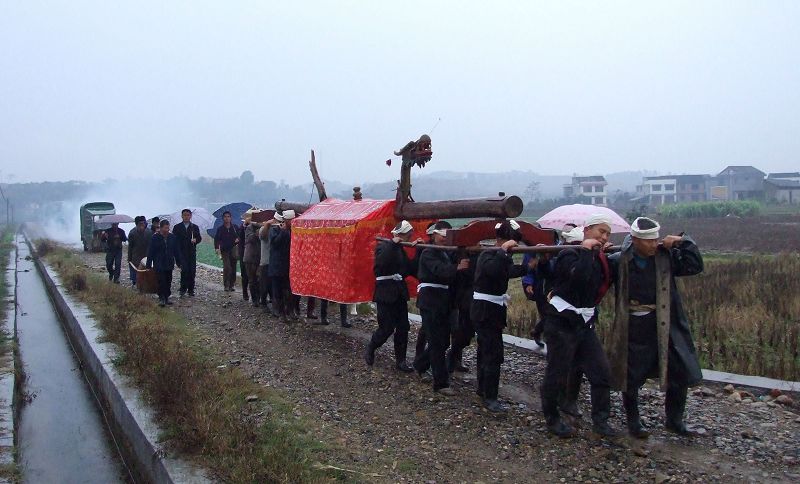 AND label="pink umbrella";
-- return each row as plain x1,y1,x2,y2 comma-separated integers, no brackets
537,204,630,233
